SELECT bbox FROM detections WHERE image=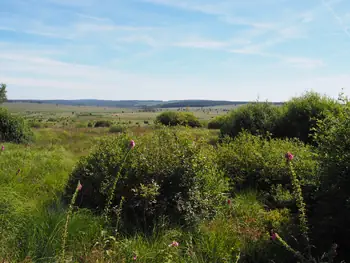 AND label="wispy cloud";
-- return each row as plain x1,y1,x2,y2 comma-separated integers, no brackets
299,12,314,23
173,37,230,49
321,0,350,38
283,57,325,69
1,0,349,100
